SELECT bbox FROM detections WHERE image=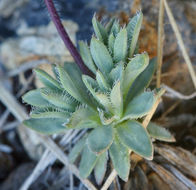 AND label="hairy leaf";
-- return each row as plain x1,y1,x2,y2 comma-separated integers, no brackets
22,89,49,107
126,58,157,103
90,37,113,74
122,53,149,99
110,21,120,37
109,135,130,181
67,107,100,129
68,135,87,163
34,68,62,90
147,122,175,142
109,62,124,83
94,152,108,185
110,81,123,117
123,92,155,120
79,145,98,178
79,41,97,74
114,28,127,63
31,110,70,119
23,118,67,134
92,15,108,44
96,70,110,91
87,125,114,154
117,120,153,159
127,11,143,57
